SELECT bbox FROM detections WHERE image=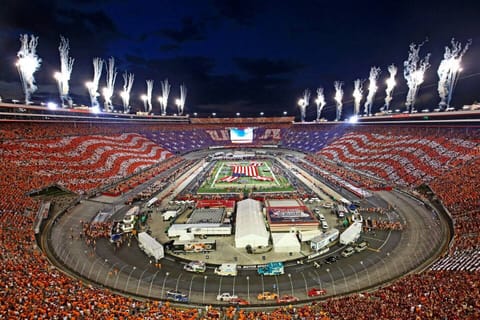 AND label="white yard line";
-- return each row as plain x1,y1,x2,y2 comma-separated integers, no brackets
264,161,280,186
211,161,225,188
